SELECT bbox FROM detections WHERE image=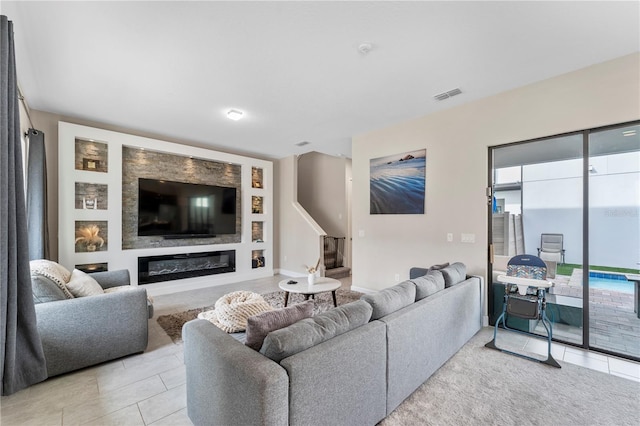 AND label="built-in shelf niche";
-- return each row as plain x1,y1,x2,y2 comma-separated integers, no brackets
75,182,108,210
75,138,108,173
252,196,263,214
75,262,108,273
252,167,263,189
252,250,265,268
252,221,264,242
74,221,108,253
